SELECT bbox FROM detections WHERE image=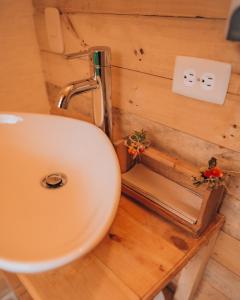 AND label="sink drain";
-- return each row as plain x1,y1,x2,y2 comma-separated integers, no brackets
41,173,67,189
